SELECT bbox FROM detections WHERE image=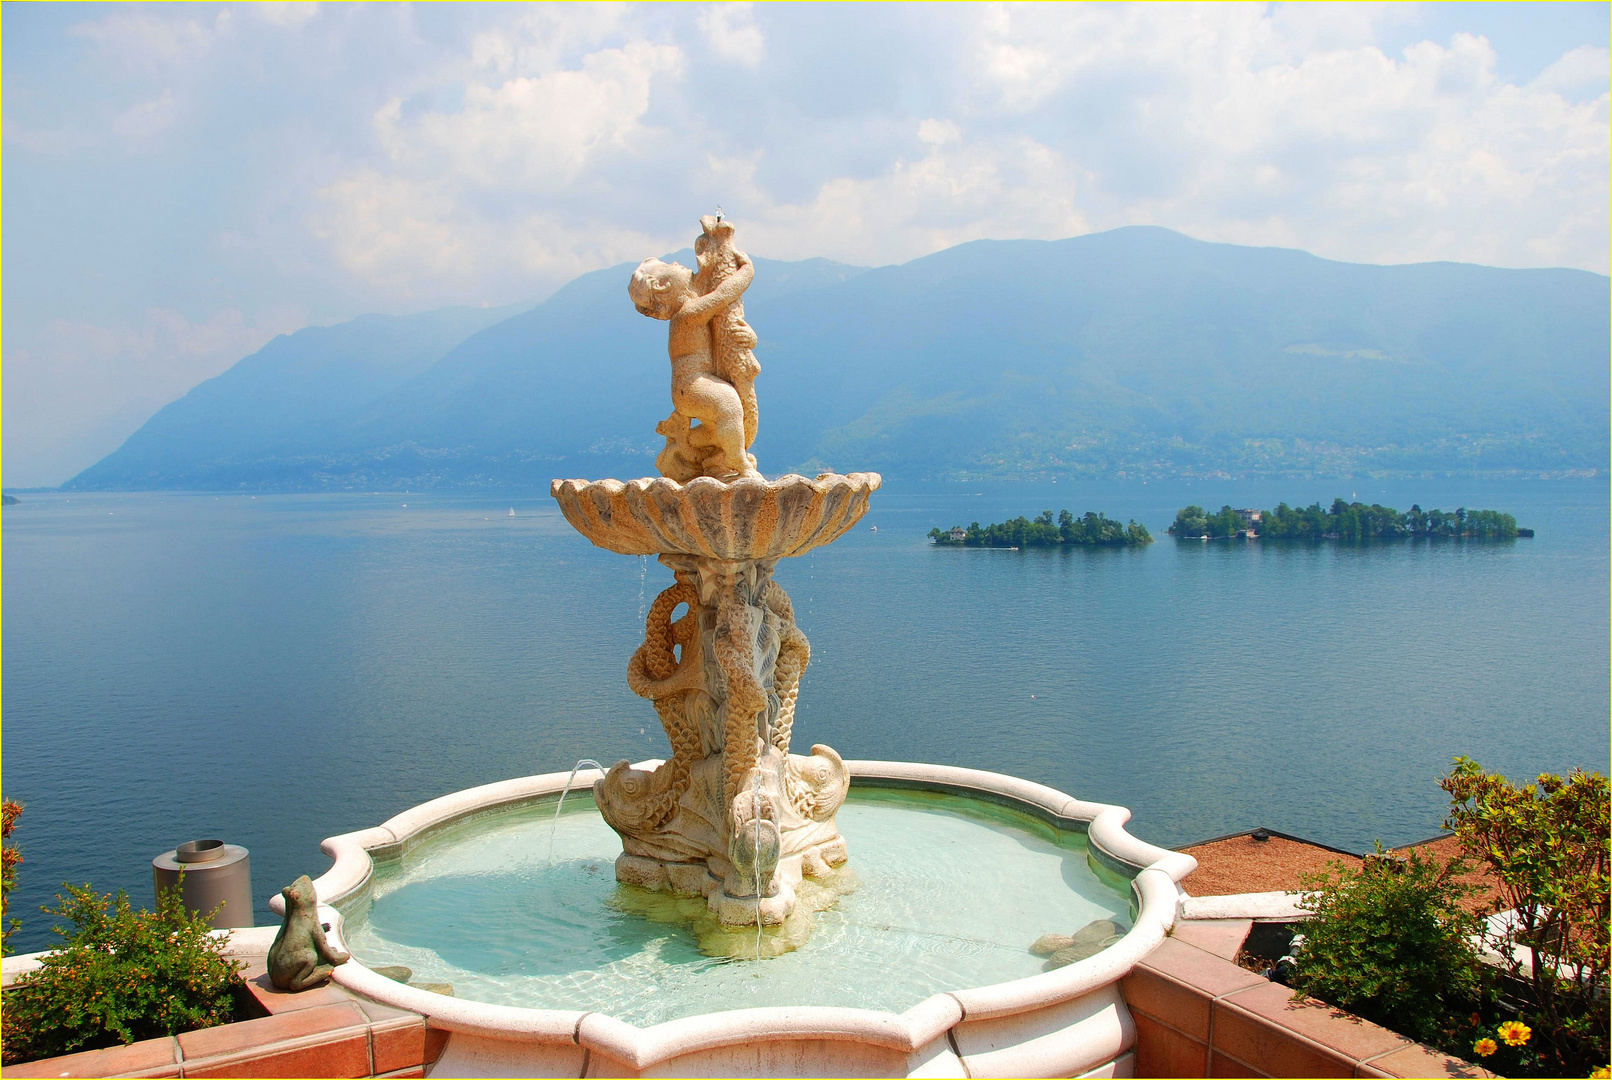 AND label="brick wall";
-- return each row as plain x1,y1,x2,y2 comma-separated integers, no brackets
1121,920,1495,1078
